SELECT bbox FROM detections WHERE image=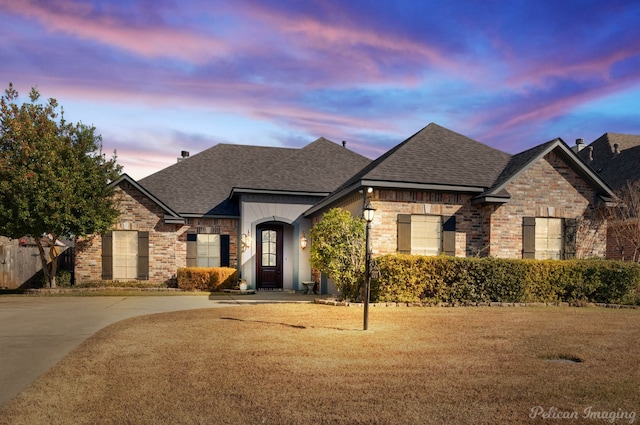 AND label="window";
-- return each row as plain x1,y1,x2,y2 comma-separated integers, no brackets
186,233,230,267
261,230,277,266
411,215,442,255
535,218,563,260
102,231,149,280
196,234,221,267
398,214,455,256
522,217,564,259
